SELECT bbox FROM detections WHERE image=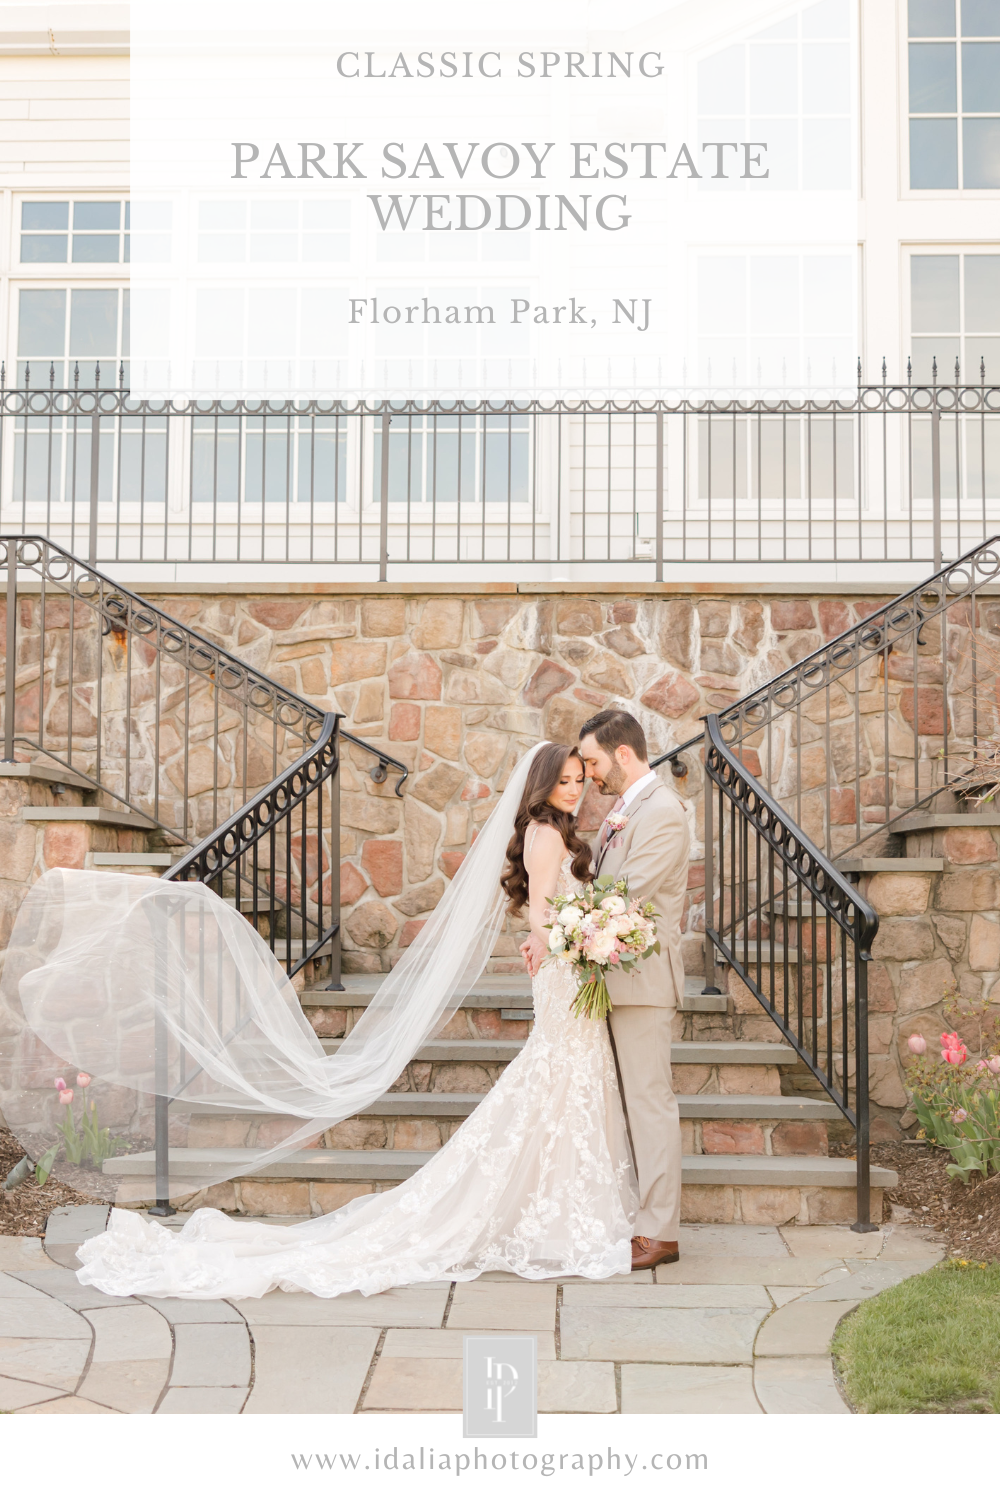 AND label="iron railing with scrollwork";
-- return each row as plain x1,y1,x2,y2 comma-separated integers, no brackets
0,535,408,851
2,375,998,579
702,715,880,1230
655,535,1000,864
